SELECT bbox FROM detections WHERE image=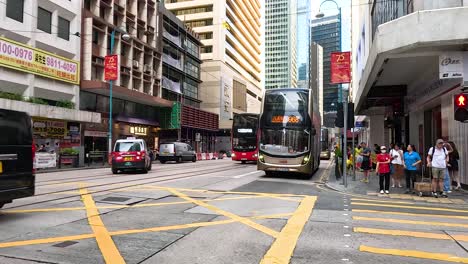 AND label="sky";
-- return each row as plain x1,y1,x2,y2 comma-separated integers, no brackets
311,0,352,51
